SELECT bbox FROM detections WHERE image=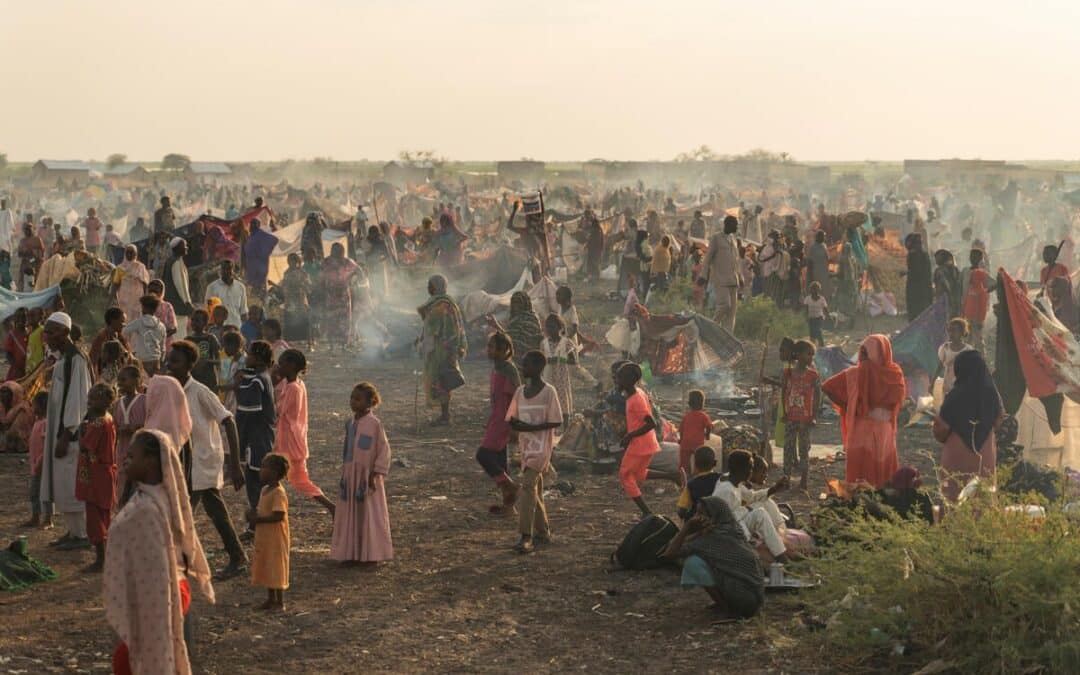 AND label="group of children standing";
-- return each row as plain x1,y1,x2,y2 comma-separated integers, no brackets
12,299,396,613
